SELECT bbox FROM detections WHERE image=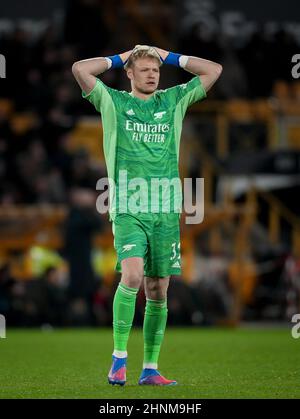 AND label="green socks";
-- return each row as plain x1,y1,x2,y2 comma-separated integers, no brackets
112,283,139,355
112,284,168,368
143,299,168,369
